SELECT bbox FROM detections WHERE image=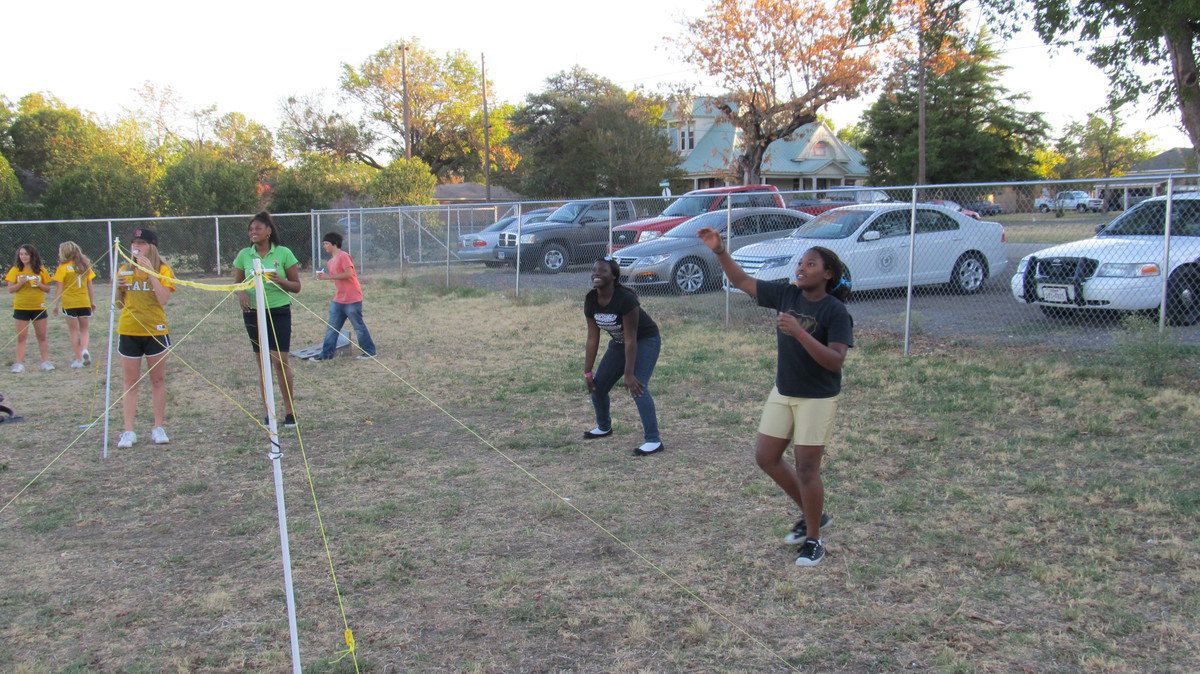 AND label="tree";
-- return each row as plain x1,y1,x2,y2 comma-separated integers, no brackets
214,112,278,181
506,67,681,198
1053,109,1155,179
41,154,155,219
271,154,374,213
365,157,436,206
857,34,1048,184
978,0,1200,160
4,100,104,180
0,152,21,218
673,0,879,184
157,148,259,216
